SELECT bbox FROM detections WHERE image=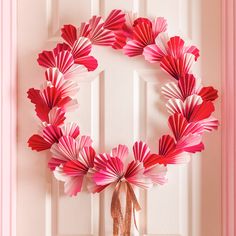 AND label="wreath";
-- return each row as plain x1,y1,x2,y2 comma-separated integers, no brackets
27,9,219,235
